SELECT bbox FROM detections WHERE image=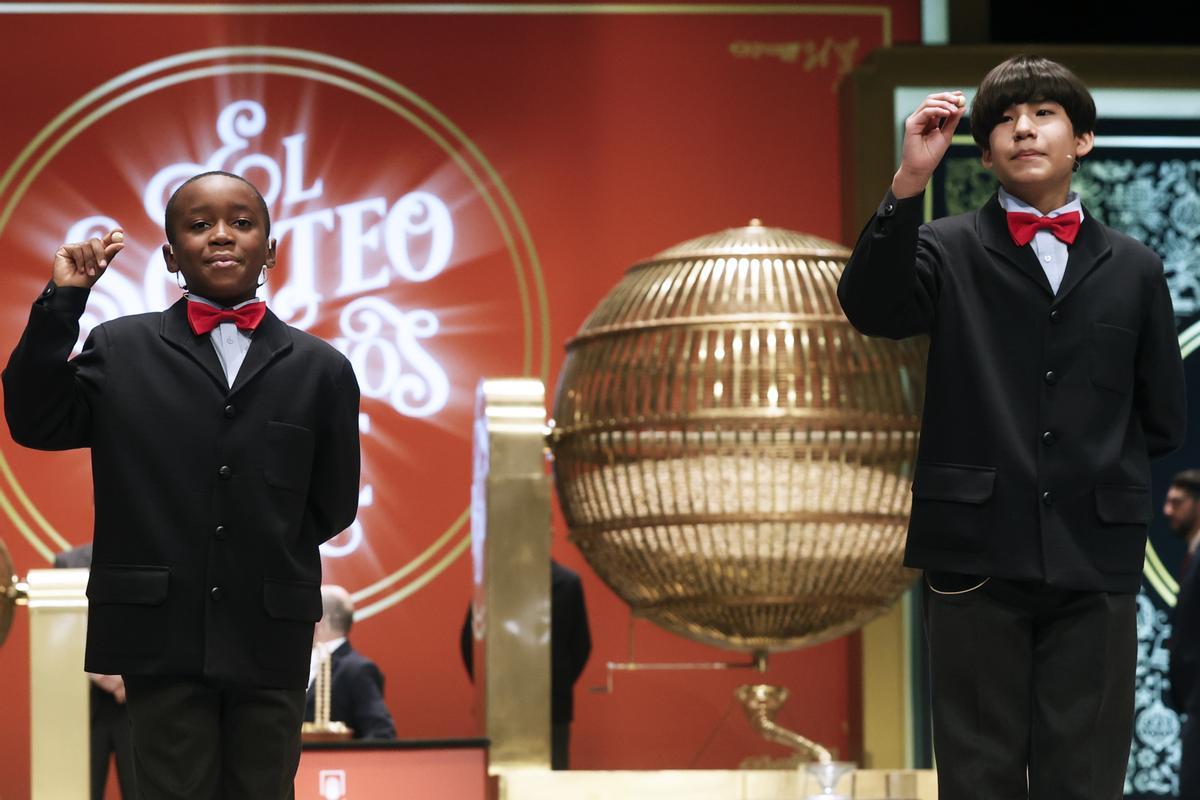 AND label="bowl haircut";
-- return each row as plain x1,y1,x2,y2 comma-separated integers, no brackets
970,55,1097,150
